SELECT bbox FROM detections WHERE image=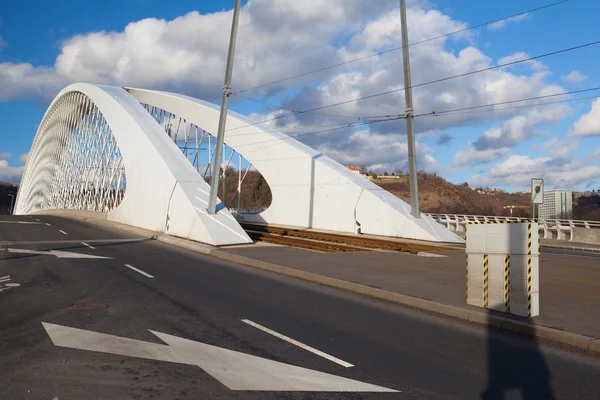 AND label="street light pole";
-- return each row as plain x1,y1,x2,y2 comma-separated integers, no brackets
207,0,242,214
399,0,420,218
